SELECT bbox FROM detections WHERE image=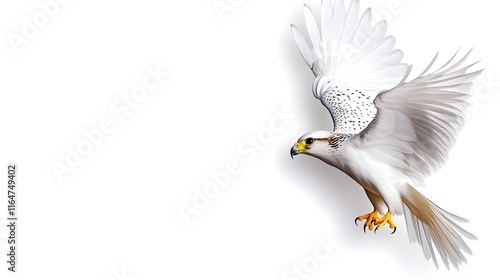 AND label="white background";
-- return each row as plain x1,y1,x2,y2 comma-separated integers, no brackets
0,0,499,279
